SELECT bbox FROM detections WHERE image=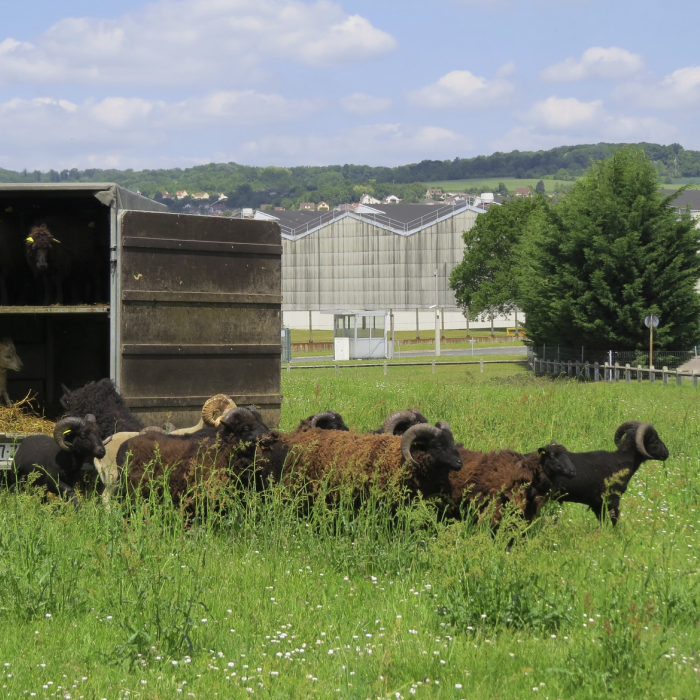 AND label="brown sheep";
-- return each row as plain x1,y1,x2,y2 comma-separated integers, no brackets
446,443,576,526
117,406,270,506
256,422,462,505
